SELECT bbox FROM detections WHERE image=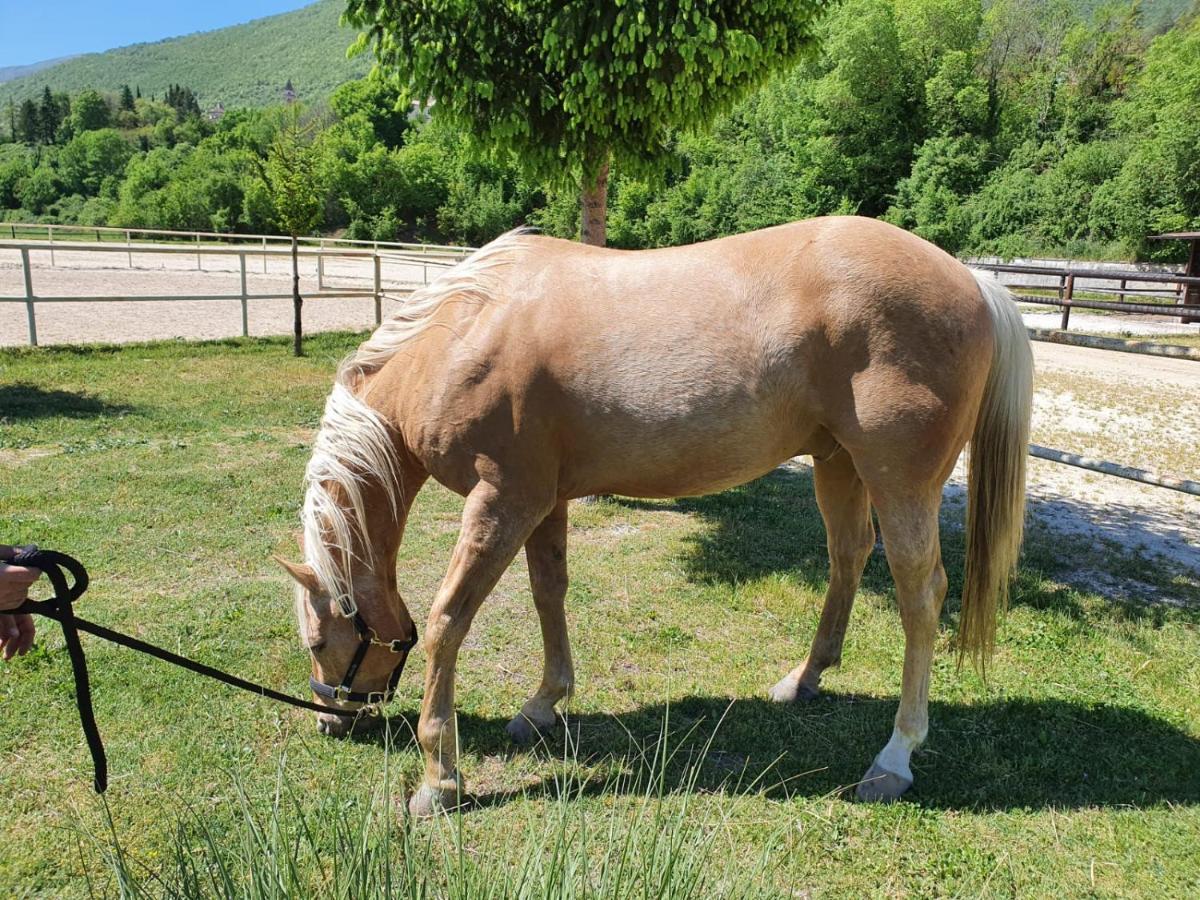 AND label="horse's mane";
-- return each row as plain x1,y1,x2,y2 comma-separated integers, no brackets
299,229,529,609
